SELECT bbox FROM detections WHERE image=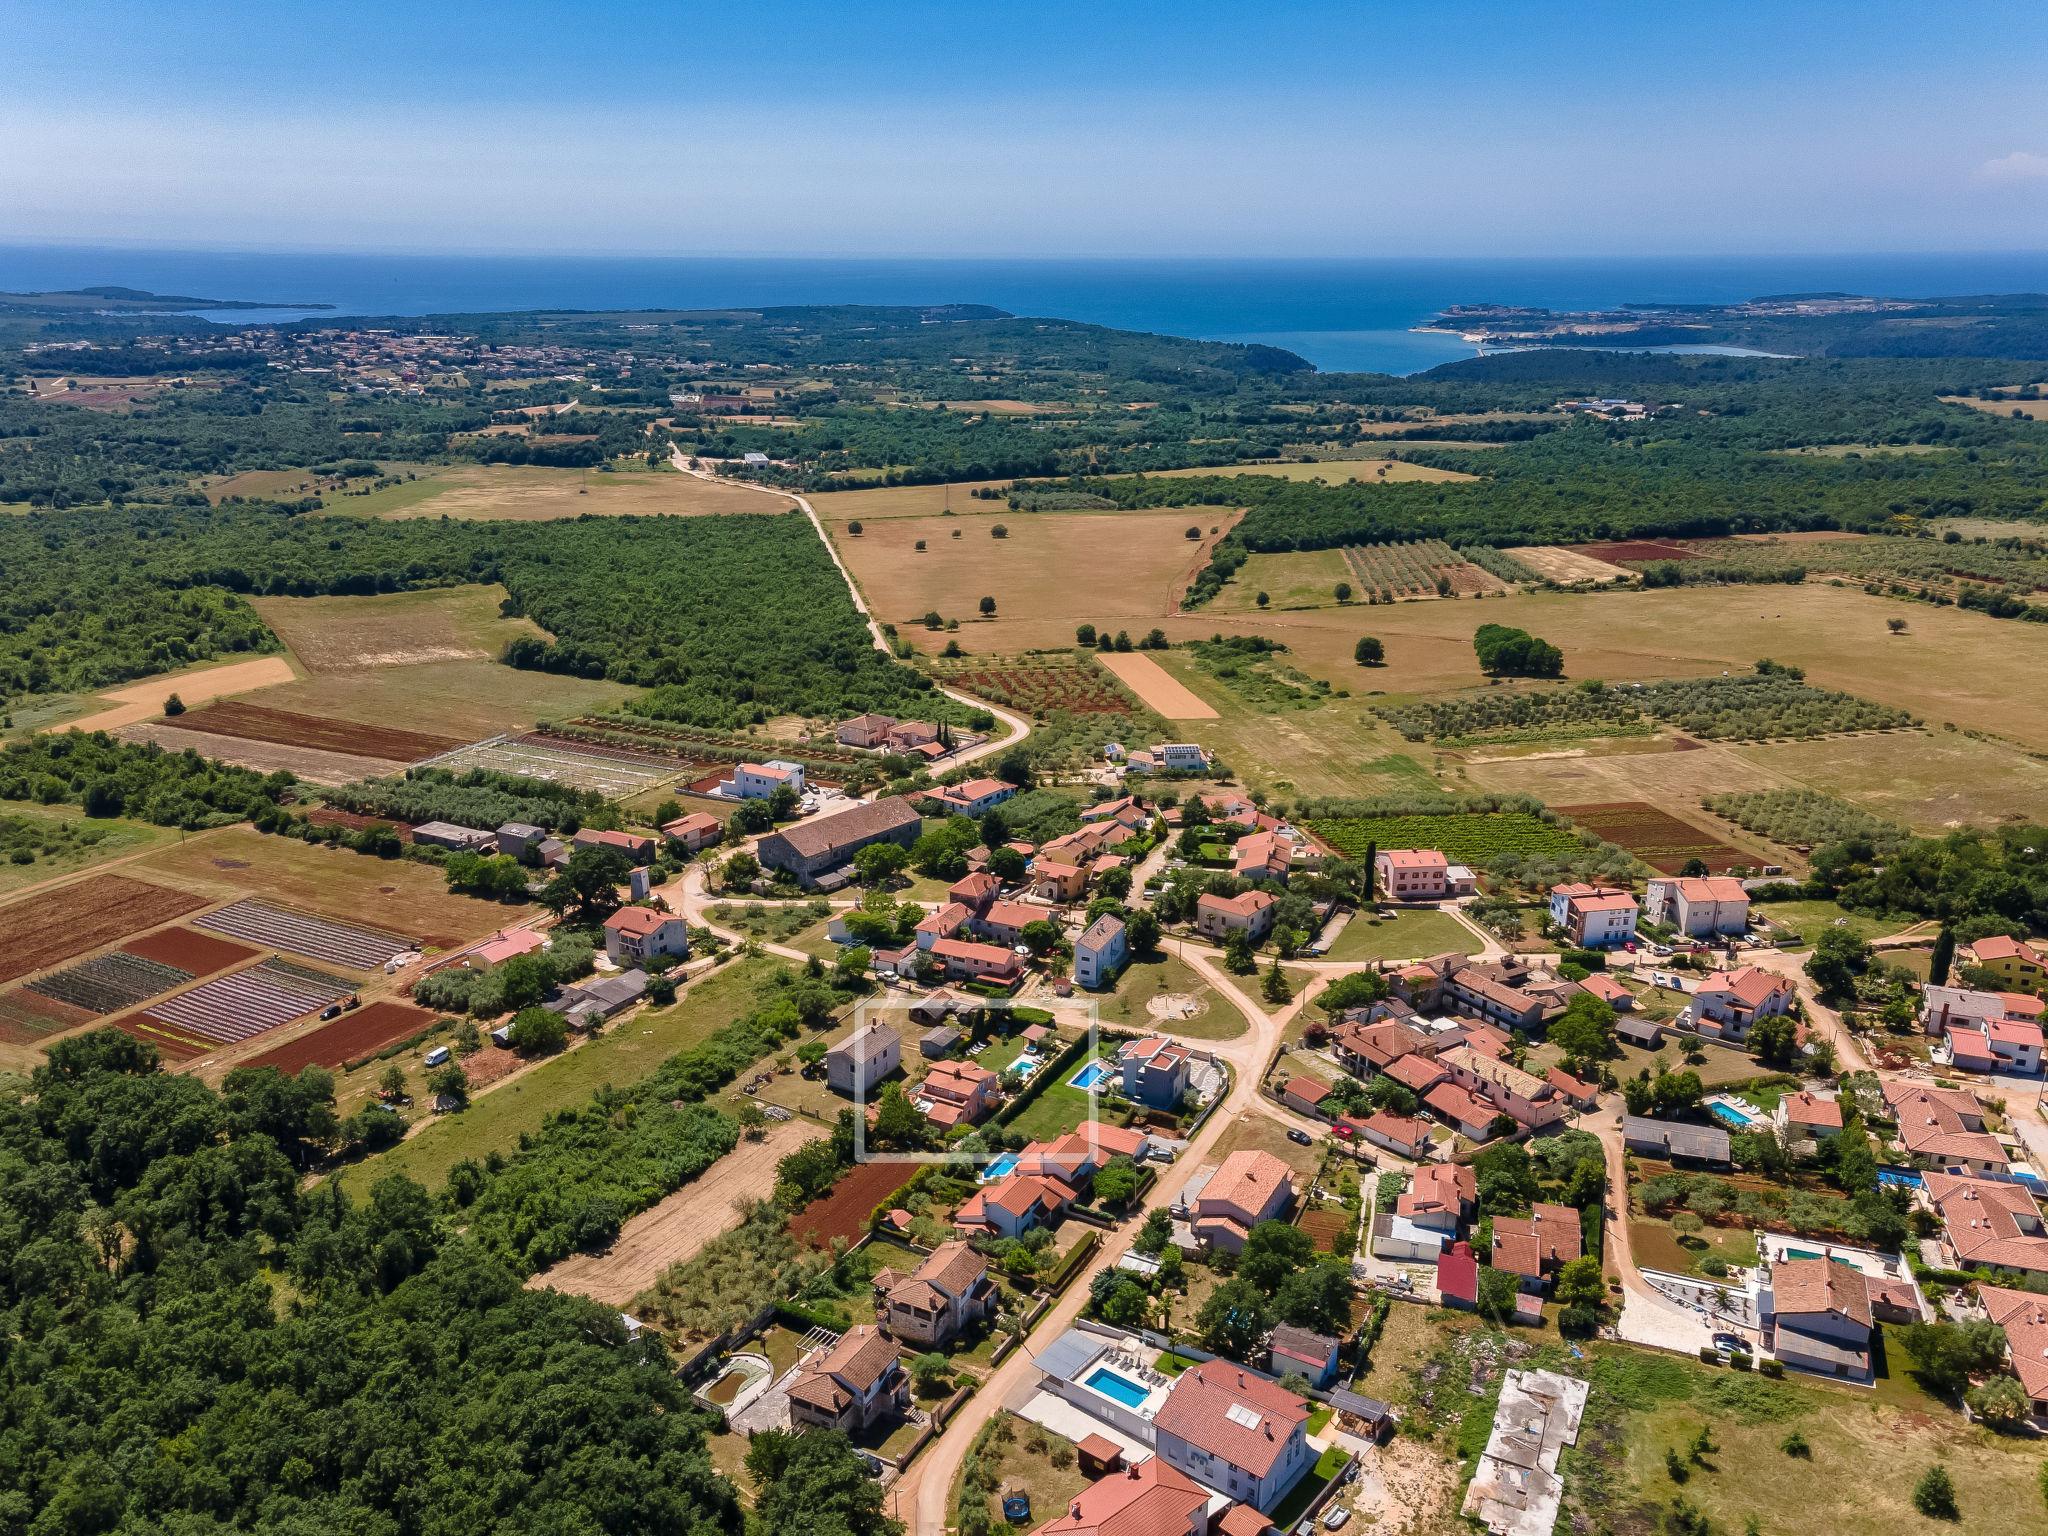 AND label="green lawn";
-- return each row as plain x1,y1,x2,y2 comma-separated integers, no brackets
1271,1445,1348,1529
1095,951,1250,1040
1001,1081,1096,1142
1753,899,1914,946
0,801,182,896
1322,906,1478,964
336,957,785,1197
